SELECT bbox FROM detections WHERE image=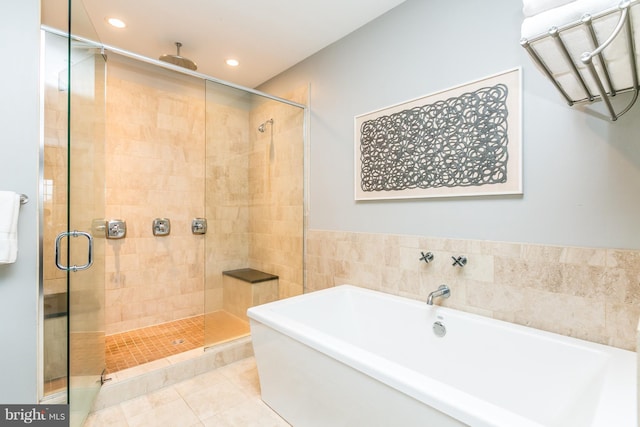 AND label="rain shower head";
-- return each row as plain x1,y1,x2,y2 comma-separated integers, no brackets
159,42,197,71
258,118,274,133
